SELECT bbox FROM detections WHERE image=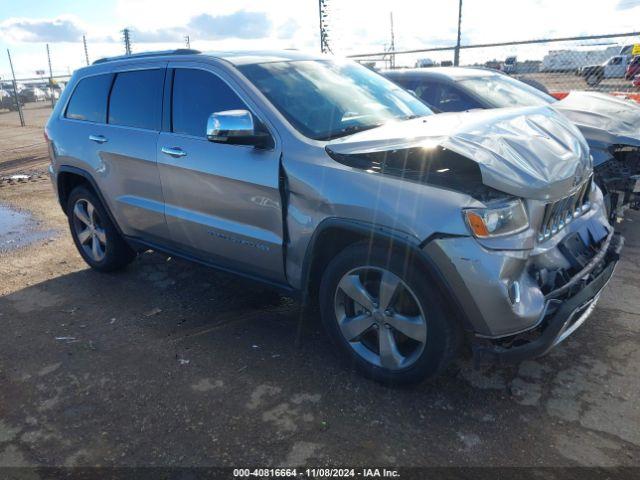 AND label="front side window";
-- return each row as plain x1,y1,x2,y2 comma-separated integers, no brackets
65,74,113,123
458,75,555,108
108,69,164,130
239,60,432,140
433,83,482,112
404,80,440,107
403,80,481,112
172,69,247,137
